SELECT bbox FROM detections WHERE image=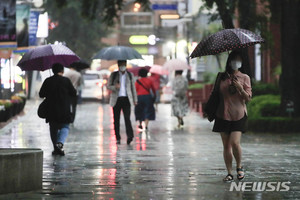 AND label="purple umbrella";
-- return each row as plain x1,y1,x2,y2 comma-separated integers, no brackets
190,28,264,58
17,44,80,71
